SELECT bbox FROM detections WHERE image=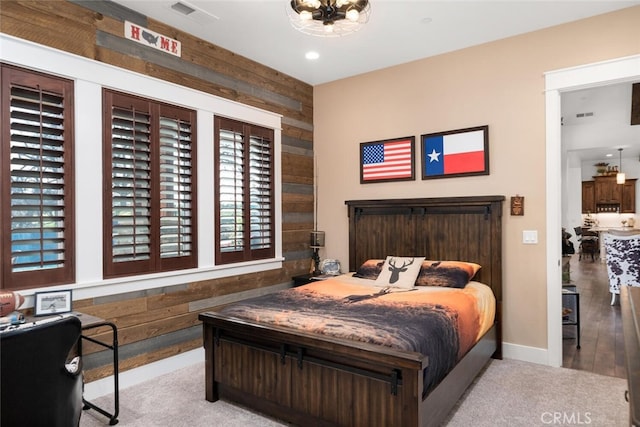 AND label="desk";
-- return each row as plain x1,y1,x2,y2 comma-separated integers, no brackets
75,313,120,426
